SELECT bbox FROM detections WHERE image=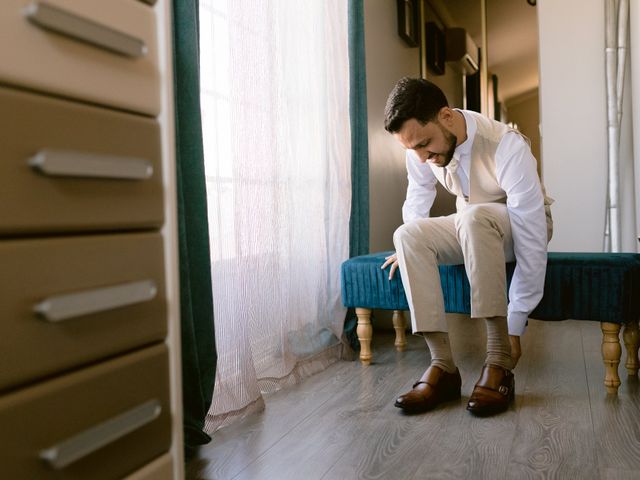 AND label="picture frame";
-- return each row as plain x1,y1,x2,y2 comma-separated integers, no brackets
425,22,445,75
397,0,419,47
